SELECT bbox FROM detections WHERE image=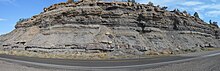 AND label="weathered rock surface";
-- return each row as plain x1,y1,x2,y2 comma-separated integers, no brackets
0,1,220,58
